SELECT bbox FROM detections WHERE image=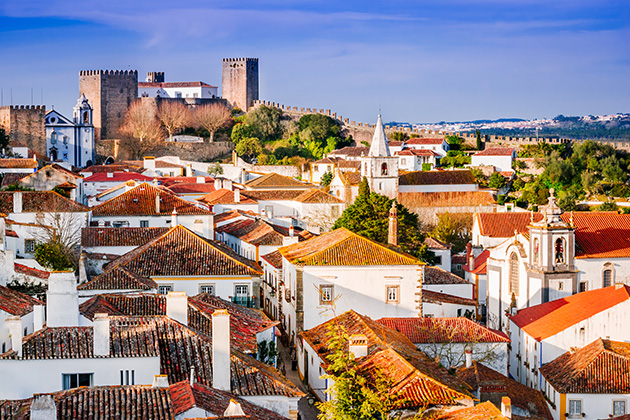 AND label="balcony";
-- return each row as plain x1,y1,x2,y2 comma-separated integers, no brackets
231,296,254,308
